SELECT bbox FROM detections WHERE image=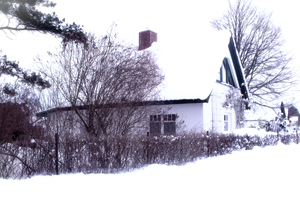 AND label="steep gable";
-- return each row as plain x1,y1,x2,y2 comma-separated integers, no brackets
228,37,249,100
159,30,231,100
159,31,249,103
